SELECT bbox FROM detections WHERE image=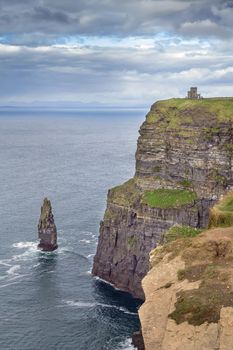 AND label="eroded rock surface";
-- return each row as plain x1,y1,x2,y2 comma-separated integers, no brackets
38,198,58,251
93,98,233,298
139,227,233,350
